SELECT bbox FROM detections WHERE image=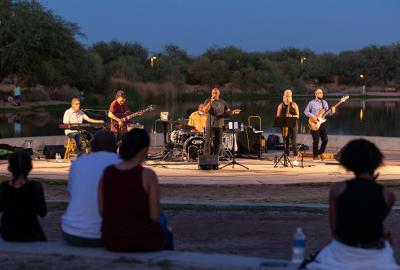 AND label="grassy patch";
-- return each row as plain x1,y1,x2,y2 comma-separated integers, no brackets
40,180,68,186
112,256,142,264
161,203,327,214
31,104,69,112
156,260,174,270
48,202,68,211
283,182,333,188
0,107,21,113
47,201,327,214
